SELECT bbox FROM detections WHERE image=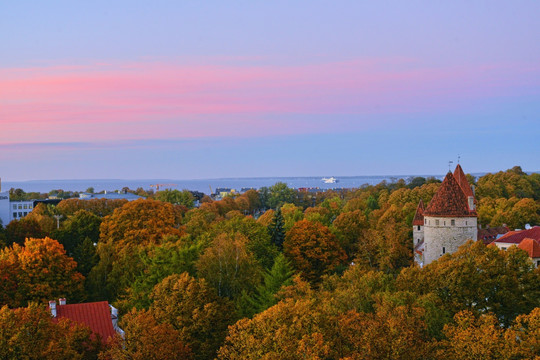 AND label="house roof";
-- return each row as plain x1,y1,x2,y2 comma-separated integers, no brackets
478,226,509,245
56,301,116,342
412,199,425,226
518,238,540,258
496,226,540,244
424,172,477,217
